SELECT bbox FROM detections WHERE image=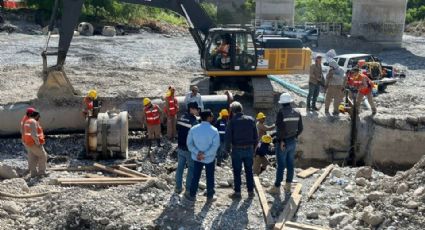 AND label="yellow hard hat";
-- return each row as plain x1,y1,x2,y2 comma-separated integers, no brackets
165,90,172,97
87,89,97,99
256,112,266,120
261,134,272,144
338,103,345,113
143,98,151,106
219,109,229,117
